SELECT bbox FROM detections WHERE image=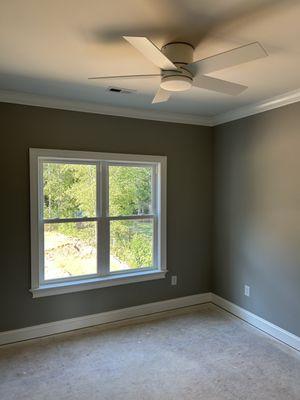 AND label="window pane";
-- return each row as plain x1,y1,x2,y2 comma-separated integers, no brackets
109,165,152,216
44,222,97,280
110,219,153,272
43,163,96,219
